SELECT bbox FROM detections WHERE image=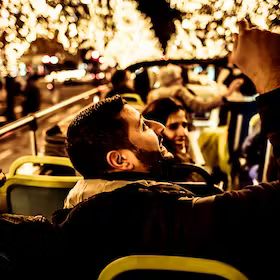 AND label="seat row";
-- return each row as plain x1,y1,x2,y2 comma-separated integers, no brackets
0,155,222,220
